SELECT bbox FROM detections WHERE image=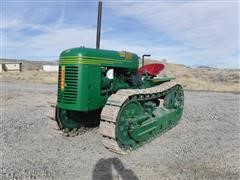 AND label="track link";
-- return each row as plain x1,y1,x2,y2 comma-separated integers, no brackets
100,81,183,154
